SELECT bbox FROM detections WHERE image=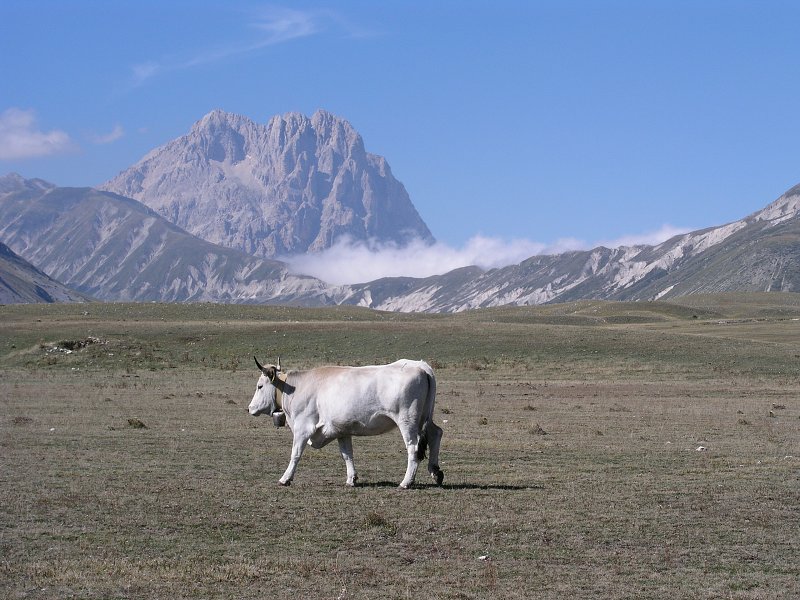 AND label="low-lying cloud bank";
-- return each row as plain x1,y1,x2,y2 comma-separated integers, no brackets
284,224,690,286
286,235,557,285
283,225,689,285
